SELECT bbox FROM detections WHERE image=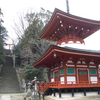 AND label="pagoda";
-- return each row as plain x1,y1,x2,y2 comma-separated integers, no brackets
32,8,100,99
